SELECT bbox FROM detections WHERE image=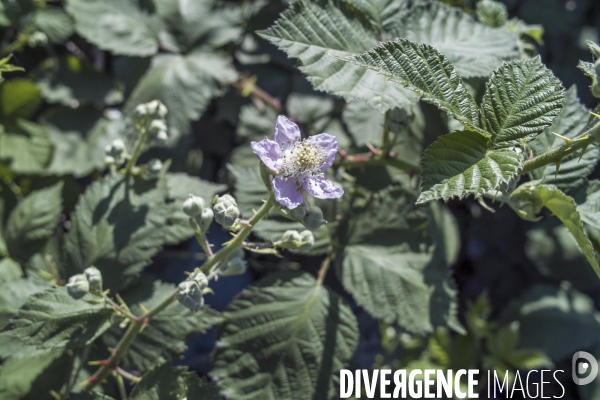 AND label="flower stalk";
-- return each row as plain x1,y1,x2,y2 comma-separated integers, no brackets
83,194,276,392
